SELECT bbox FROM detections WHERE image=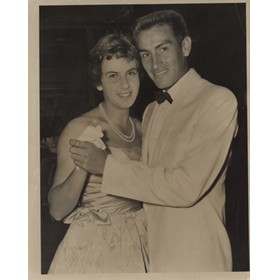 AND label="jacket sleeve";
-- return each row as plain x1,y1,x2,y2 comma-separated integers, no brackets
102,90,238,207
